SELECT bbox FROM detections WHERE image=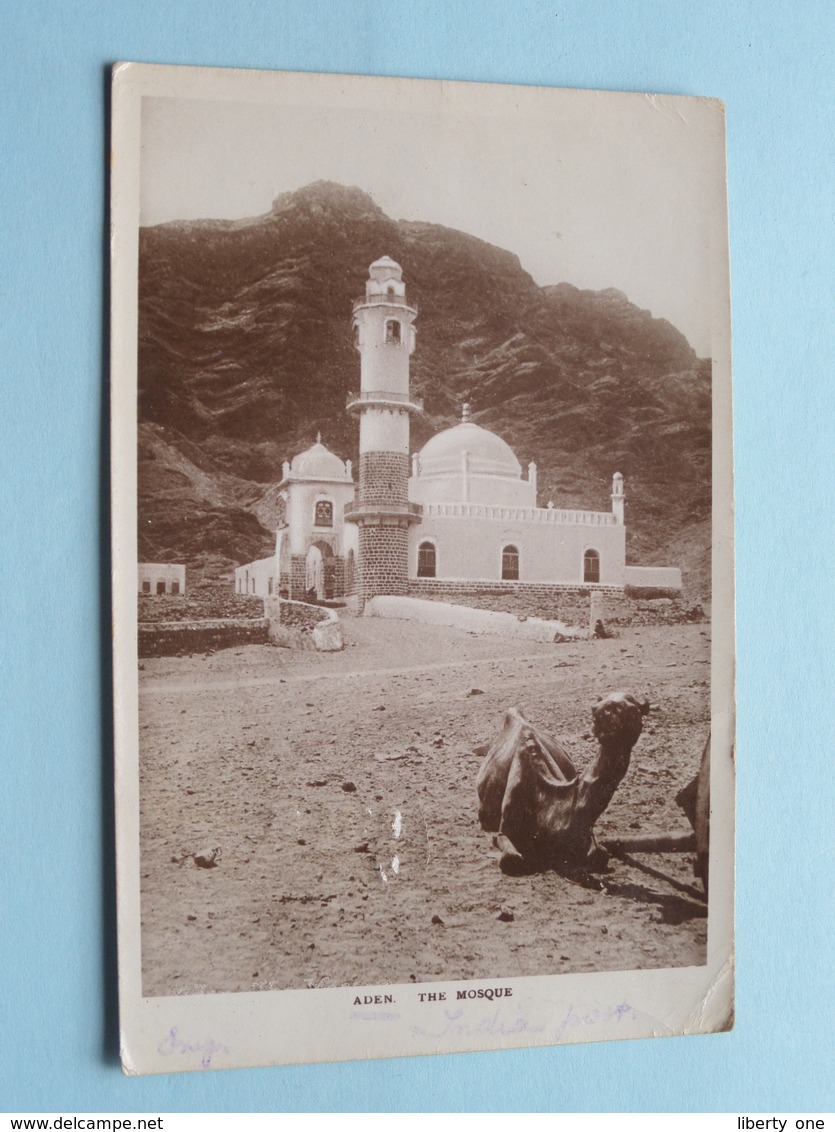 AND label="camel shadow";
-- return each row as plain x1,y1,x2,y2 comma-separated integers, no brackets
599,878,707,924
504,852,708,925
